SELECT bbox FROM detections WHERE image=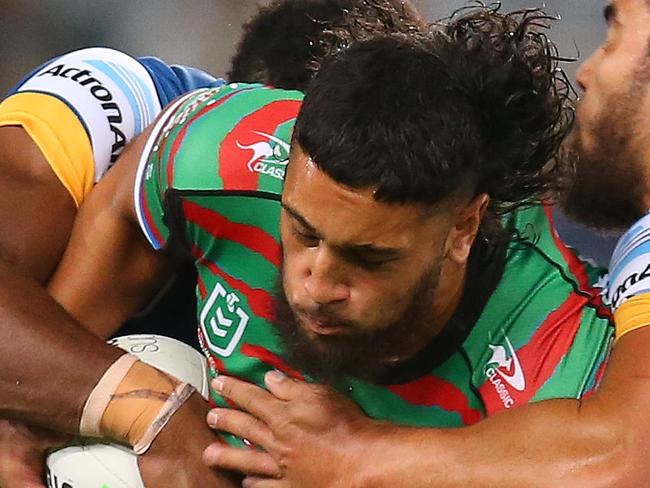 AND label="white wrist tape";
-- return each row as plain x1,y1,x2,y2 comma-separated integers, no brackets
79,353,195,454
